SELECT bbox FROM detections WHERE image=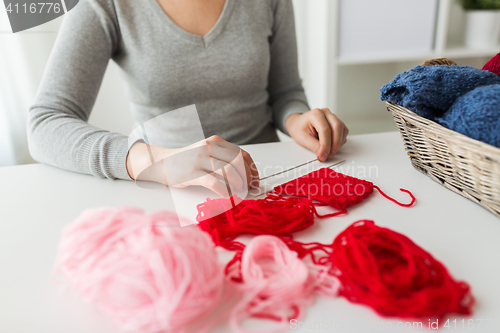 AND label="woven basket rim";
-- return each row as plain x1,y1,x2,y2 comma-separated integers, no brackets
386,102,500,158
387,101,500,218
